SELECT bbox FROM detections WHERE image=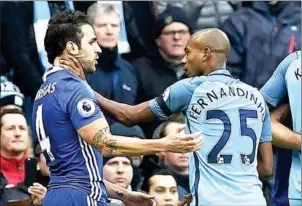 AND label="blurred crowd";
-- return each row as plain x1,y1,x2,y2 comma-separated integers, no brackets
0,1,301,206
